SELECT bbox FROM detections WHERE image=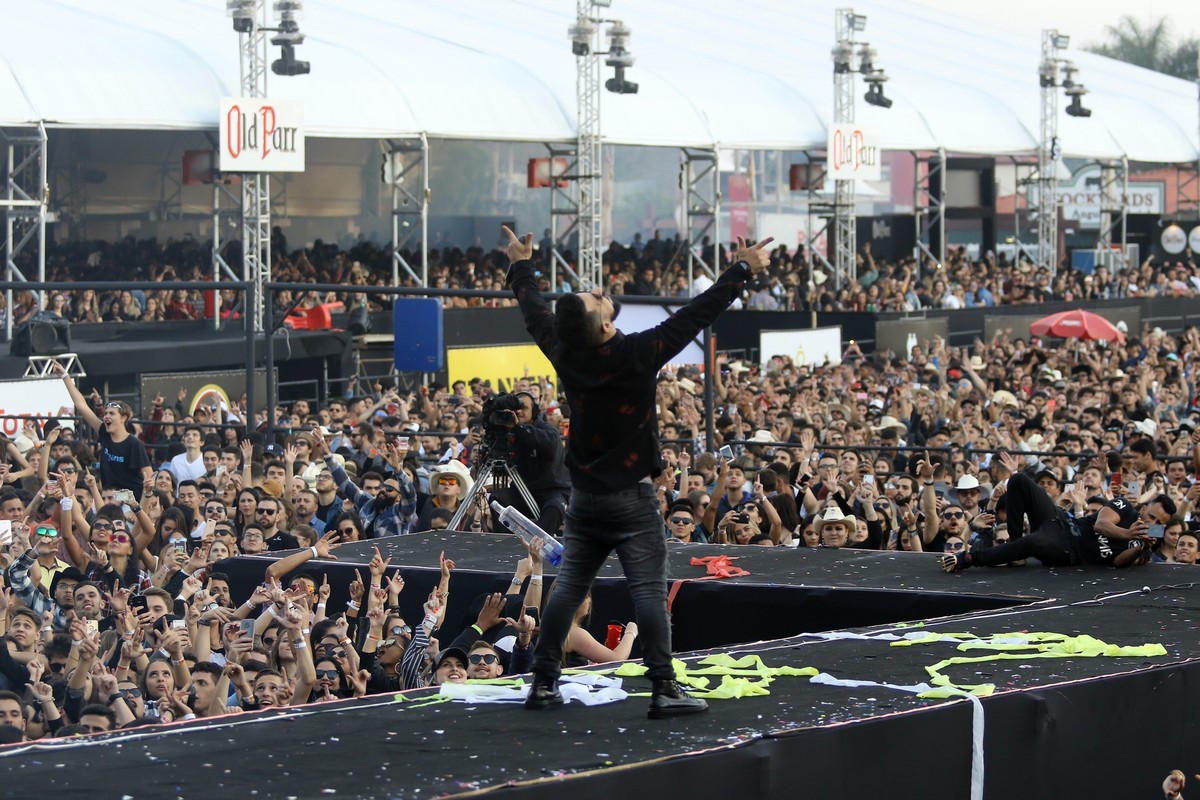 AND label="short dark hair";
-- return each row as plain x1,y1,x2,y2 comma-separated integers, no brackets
1152,494,1178,517
1129,438,1157,459
78,704,116,729
191,661,222,679
667,501,696,519
554,293,604,349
